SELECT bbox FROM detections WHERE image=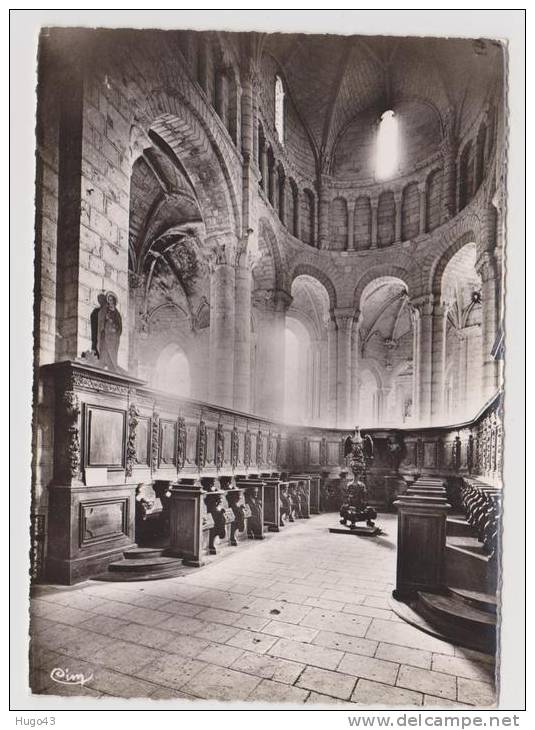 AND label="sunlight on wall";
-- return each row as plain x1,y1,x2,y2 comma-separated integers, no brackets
284,325,308,423
375,110,399,181
153,347,191,397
